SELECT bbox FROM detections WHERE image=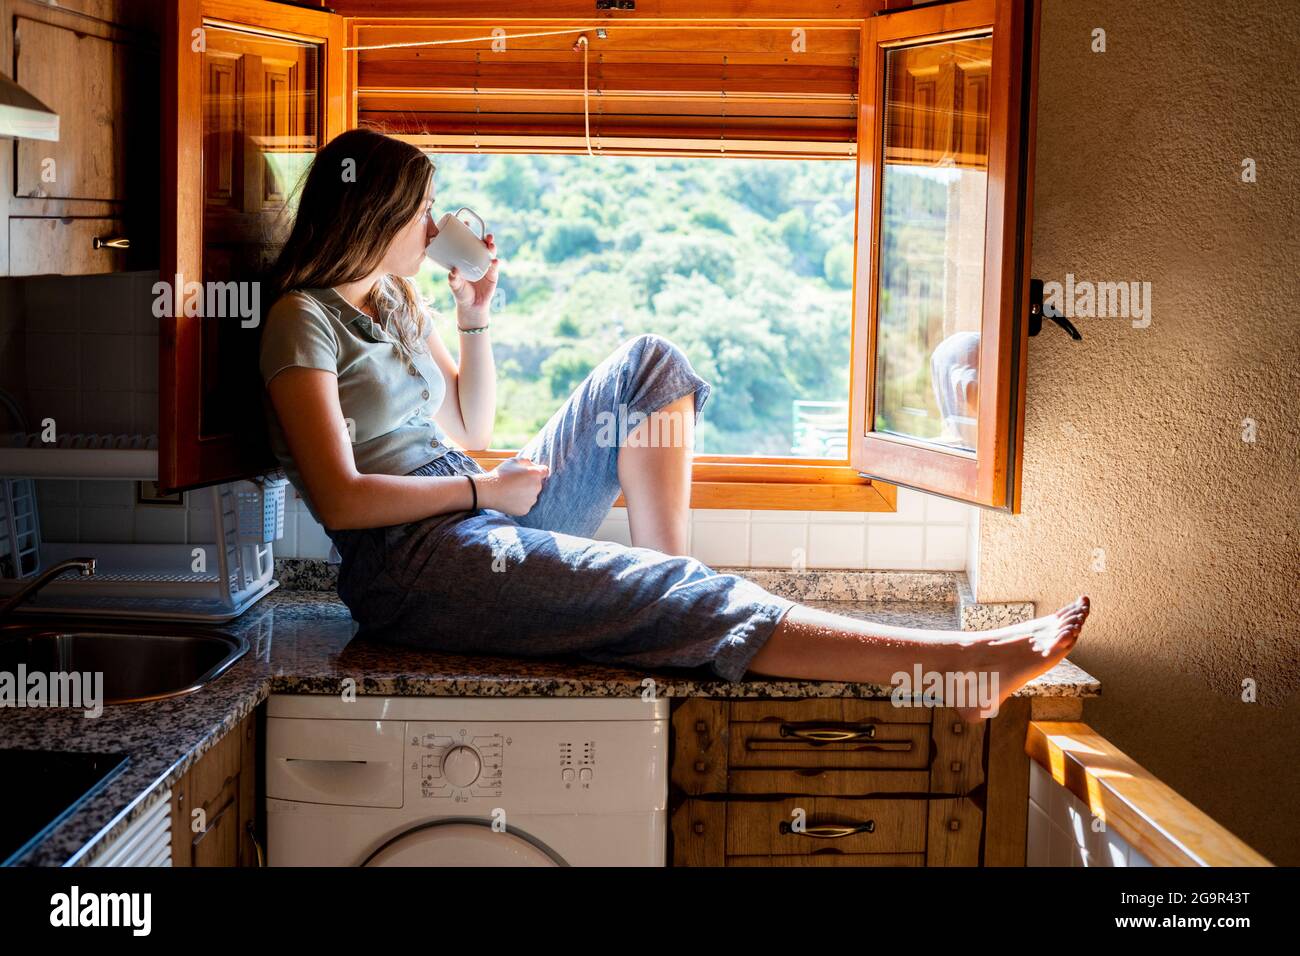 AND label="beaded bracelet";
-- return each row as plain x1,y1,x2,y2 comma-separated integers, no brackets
458,325,489,334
